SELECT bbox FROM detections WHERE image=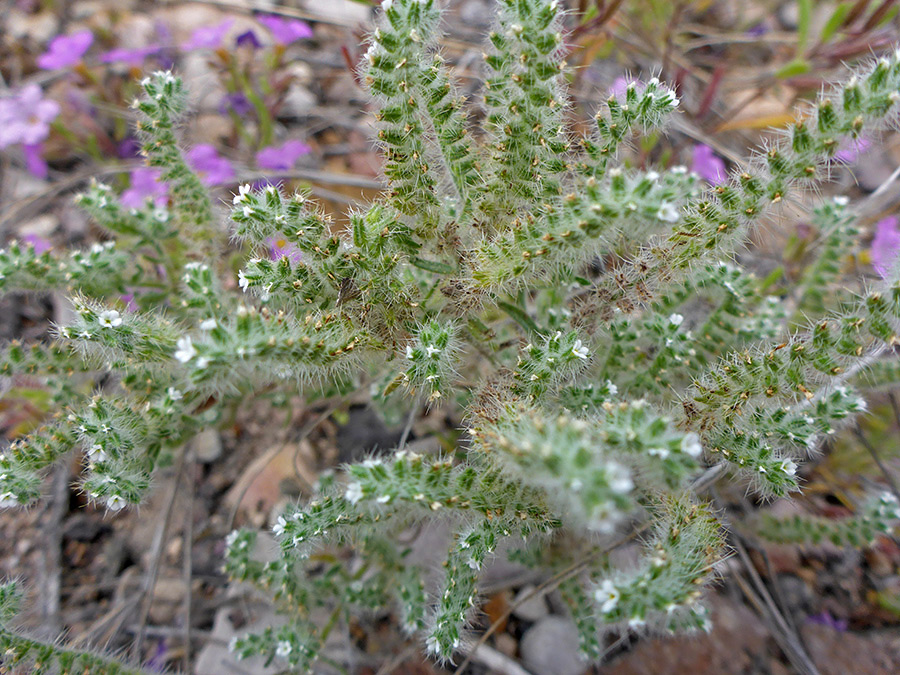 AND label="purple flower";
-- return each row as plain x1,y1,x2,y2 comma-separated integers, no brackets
0,84,61,148
266,236,303,264
691,144,727,185
806,612,848,632
117,137,142,159
609,76,640,99
256,139,311,171
22,233,52,255
872,216,900,278
37,30,93,69
236,30,262,49
119,292,139,312
746,22,768,37
257,15,313,44
185,144,235,186
835,136,871,164
100,45,161,66
22,143,48,179
181,19,234,51
219,92,253,117
121,168,169,208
